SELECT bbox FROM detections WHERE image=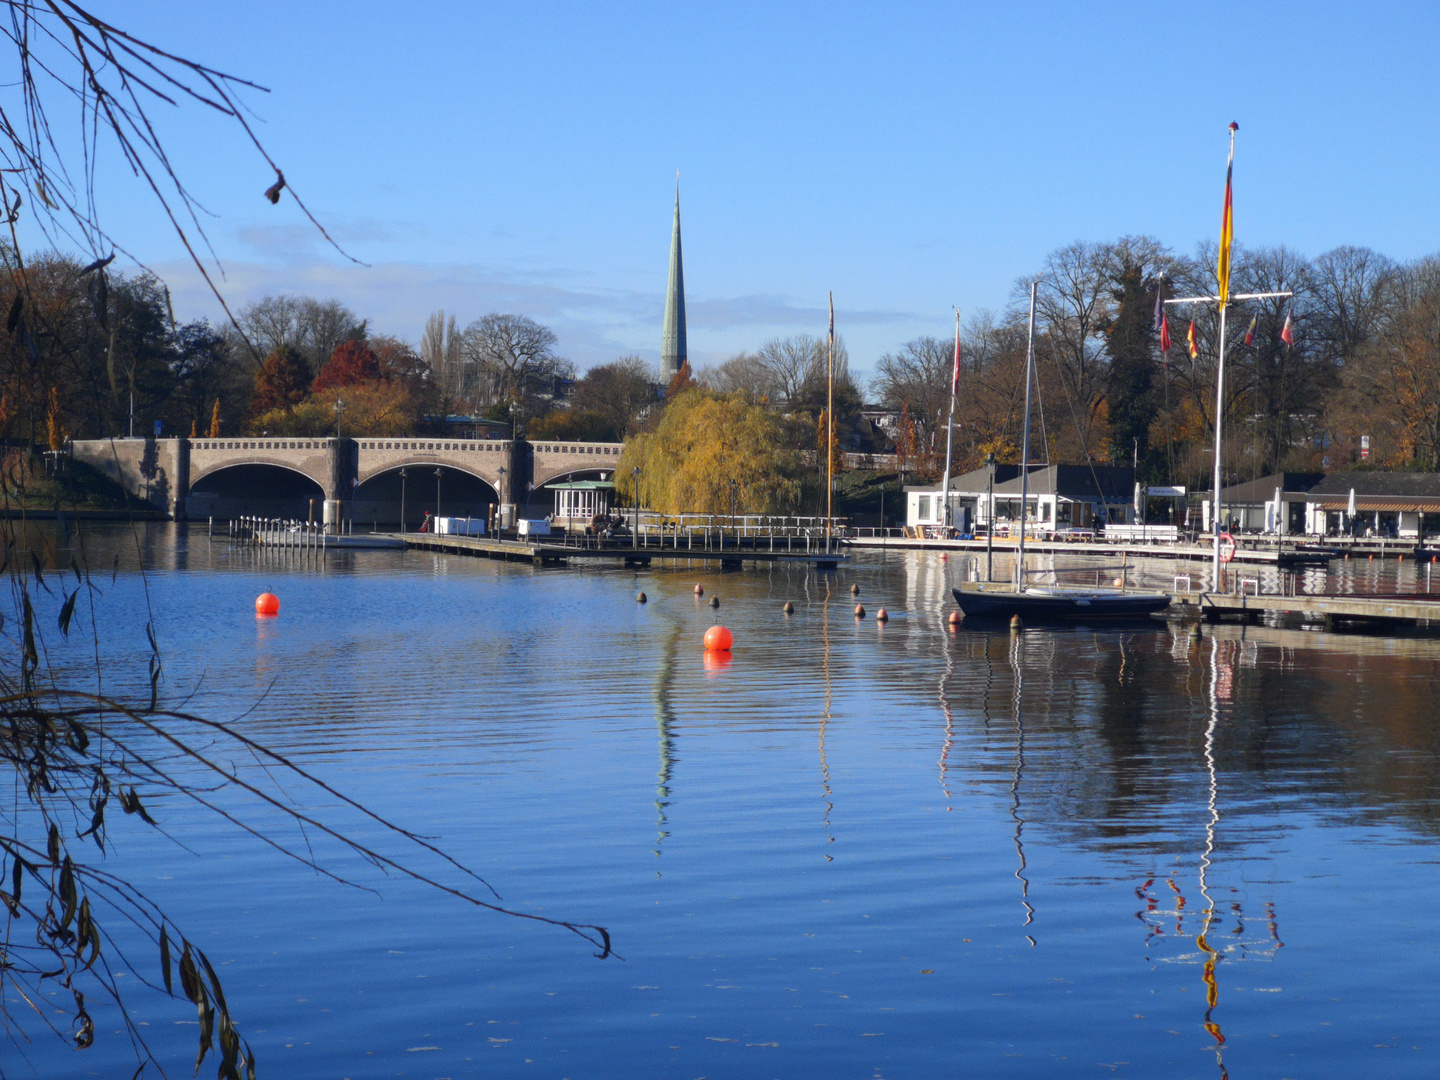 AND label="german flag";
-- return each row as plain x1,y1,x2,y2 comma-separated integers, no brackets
1217,122,1237,307
1187,319,1199,359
